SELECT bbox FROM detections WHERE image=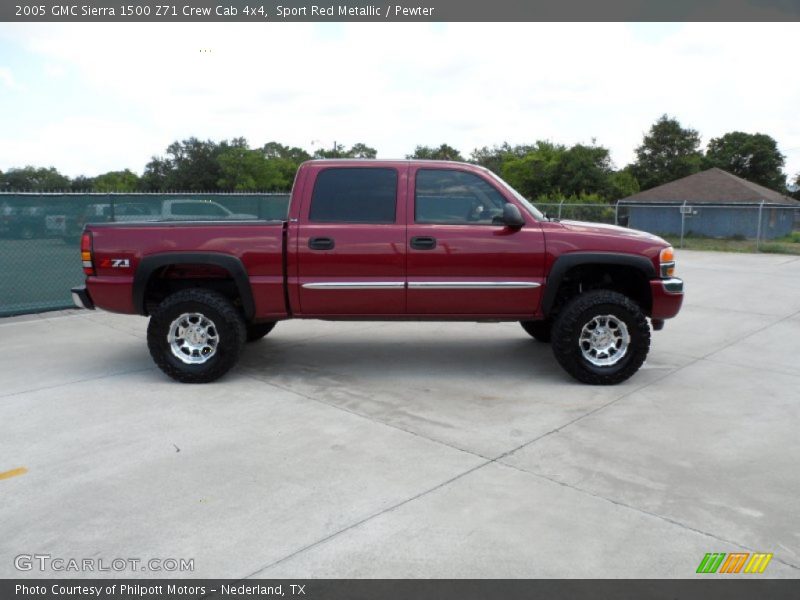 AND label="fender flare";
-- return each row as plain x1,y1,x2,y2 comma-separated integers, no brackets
133,252,255,320
541,252,656,317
